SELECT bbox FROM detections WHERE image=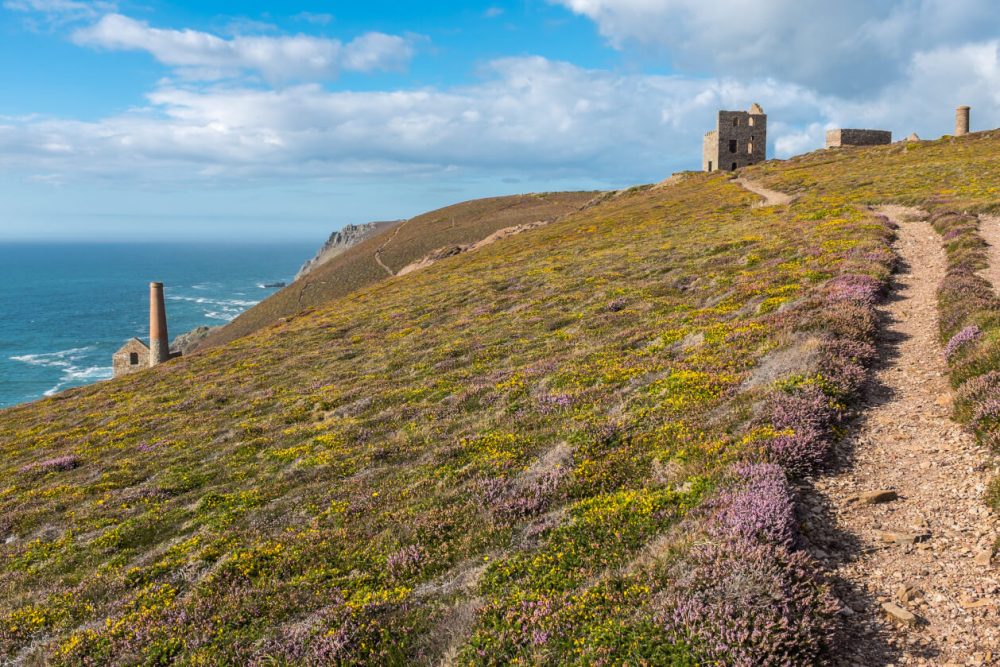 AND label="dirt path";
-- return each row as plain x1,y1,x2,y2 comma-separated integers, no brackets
374,218,411,276
980,215,1000,290
809,207,999,665
735,177,796,206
